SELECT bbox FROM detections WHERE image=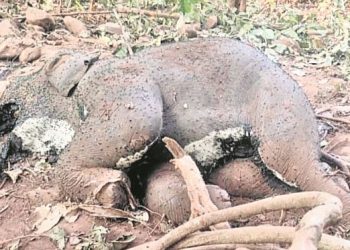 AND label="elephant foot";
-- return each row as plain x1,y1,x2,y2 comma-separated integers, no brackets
145,163,231,225
55,166,133,209
209,159,296,199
